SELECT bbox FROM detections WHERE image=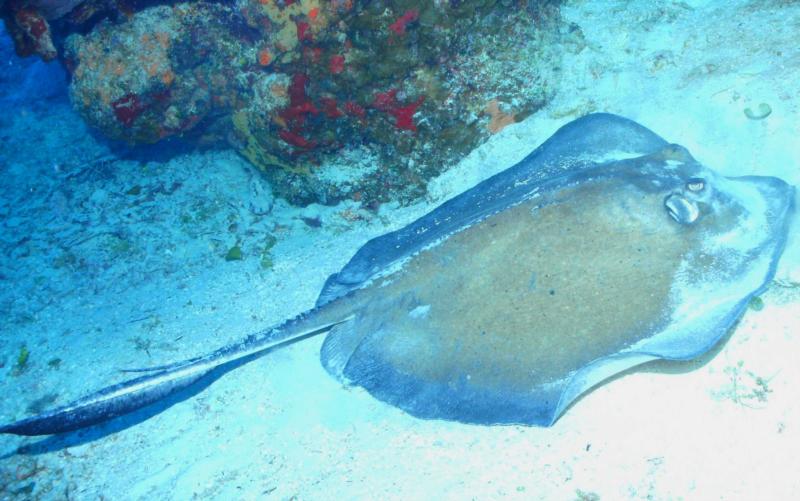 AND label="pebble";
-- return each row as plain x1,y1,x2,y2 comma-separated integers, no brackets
743,102,772,120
